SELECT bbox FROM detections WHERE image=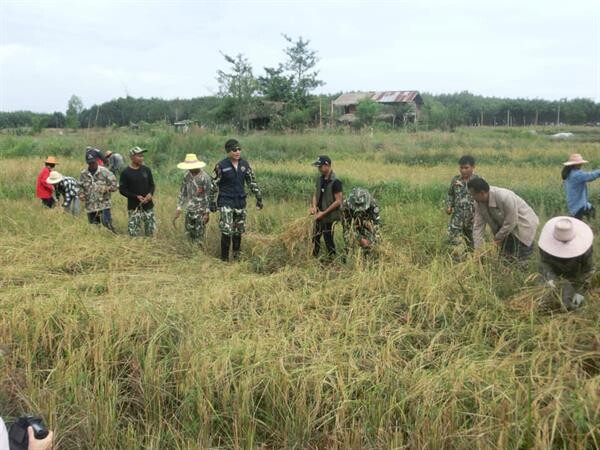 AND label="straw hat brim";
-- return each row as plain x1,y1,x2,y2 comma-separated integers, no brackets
177,161,206,170
563,160,588,166
538,216,593,258
46,172,64,184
